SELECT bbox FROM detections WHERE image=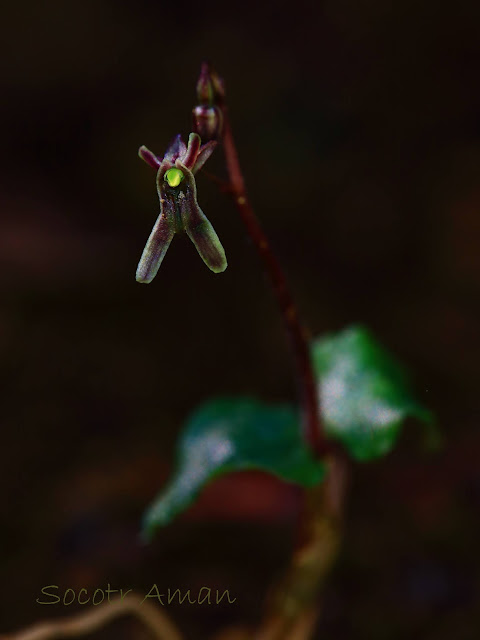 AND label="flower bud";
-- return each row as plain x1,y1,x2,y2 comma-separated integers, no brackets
192,105,223,142
196,62,225,106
